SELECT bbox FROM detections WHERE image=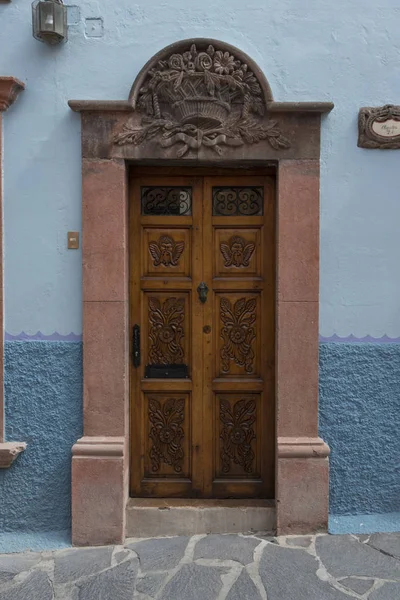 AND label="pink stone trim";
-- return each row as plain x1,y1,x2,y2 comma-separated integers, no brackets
0,442,26,468
70,40,332,545
278,437,330,459
0,77,25,112
72,436,125,457
72,436,126,546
